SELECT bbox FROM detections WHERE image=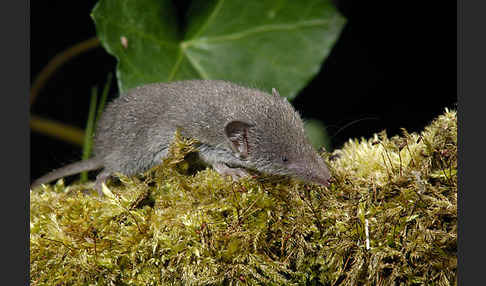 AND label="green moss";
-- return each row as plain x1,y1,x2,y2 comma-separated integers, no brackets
31,110,457,285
